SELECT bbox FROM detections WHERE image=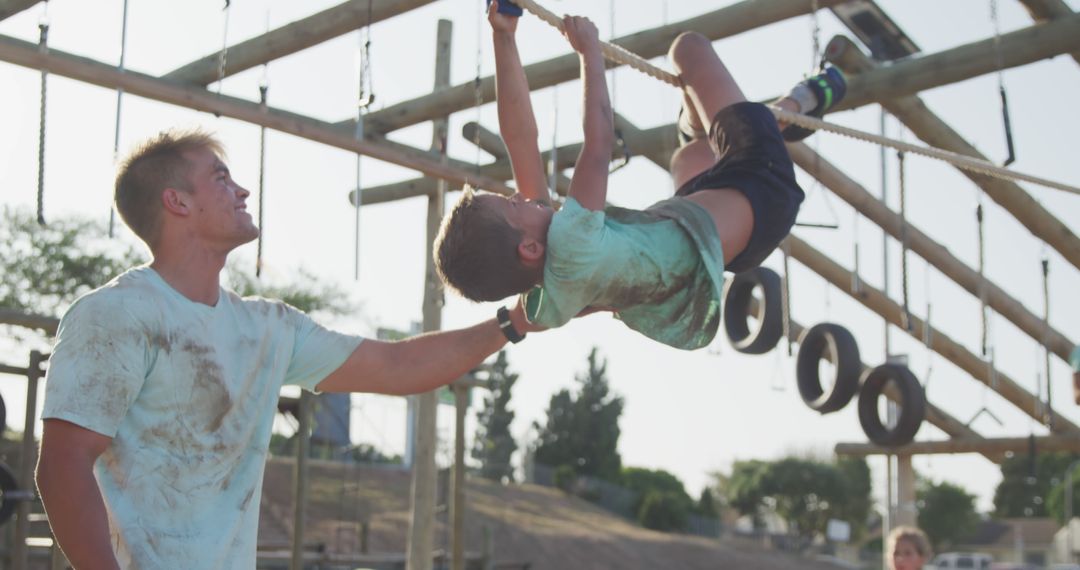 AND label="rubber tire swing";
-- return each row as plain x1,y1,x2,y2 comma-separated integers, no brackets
796,323,861,414
857,364,927,446
723,267,784,354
